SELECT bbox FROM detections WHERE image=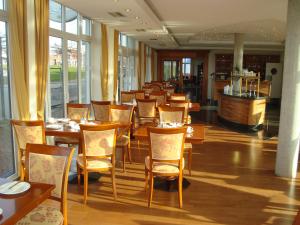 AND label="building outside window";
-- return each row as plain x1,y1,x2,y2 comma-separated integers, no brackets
48,0,92,118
